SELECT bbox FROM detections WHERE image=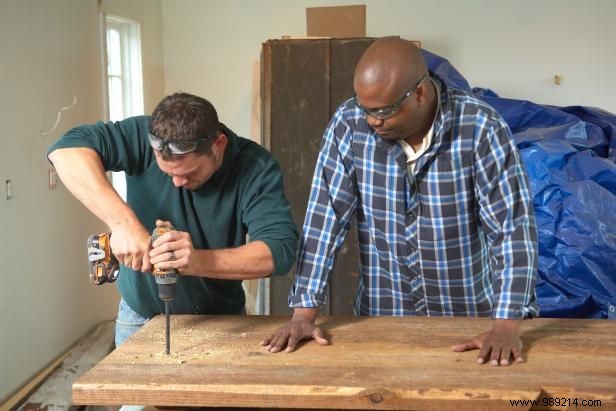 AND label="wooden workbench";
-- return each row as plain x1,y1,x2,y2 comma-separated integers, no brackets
73,315,616,410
